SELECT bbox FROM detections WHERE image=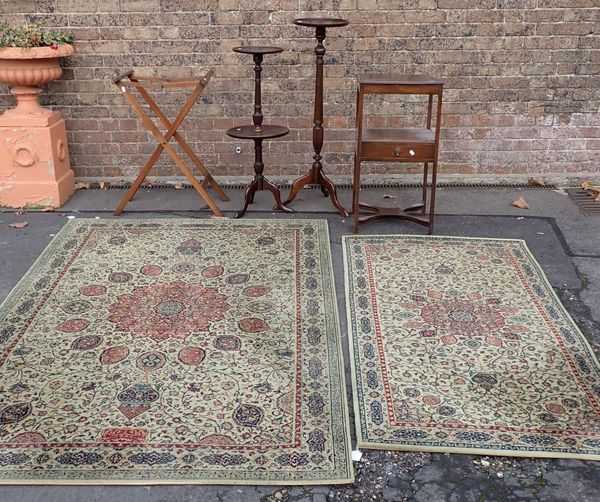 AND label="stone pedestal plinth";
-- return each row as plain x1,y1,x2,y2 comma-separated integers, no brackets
0,111,75,208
